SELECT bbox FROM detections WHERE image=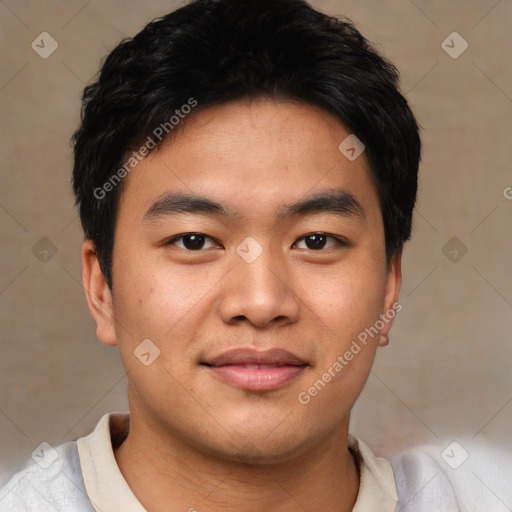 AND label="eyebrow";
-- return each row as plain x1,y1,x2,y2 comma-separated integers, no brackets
143,188,365,224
